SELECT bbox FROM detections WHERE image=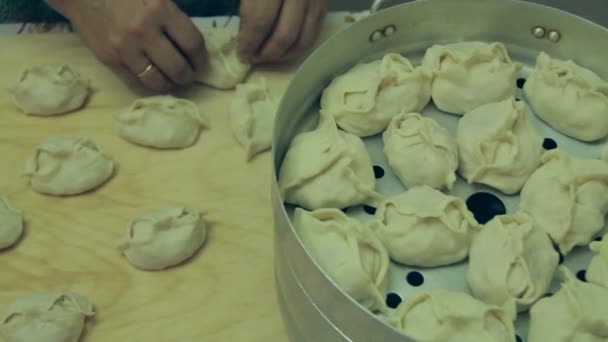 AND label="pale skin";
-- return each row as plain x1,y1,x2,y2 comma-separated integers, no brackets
45,0,328,91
